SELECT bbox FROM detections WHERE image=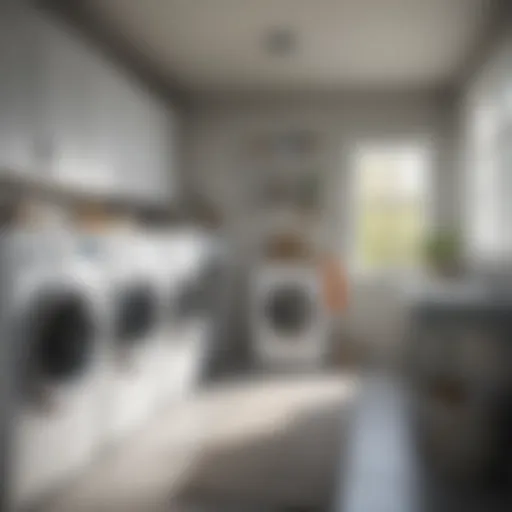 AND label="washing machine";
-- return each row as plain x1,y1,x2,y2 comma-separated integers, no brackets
104,232,164,443
251,263,329,370
0,230,111,510
135,231,181,410
157,230,214,403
